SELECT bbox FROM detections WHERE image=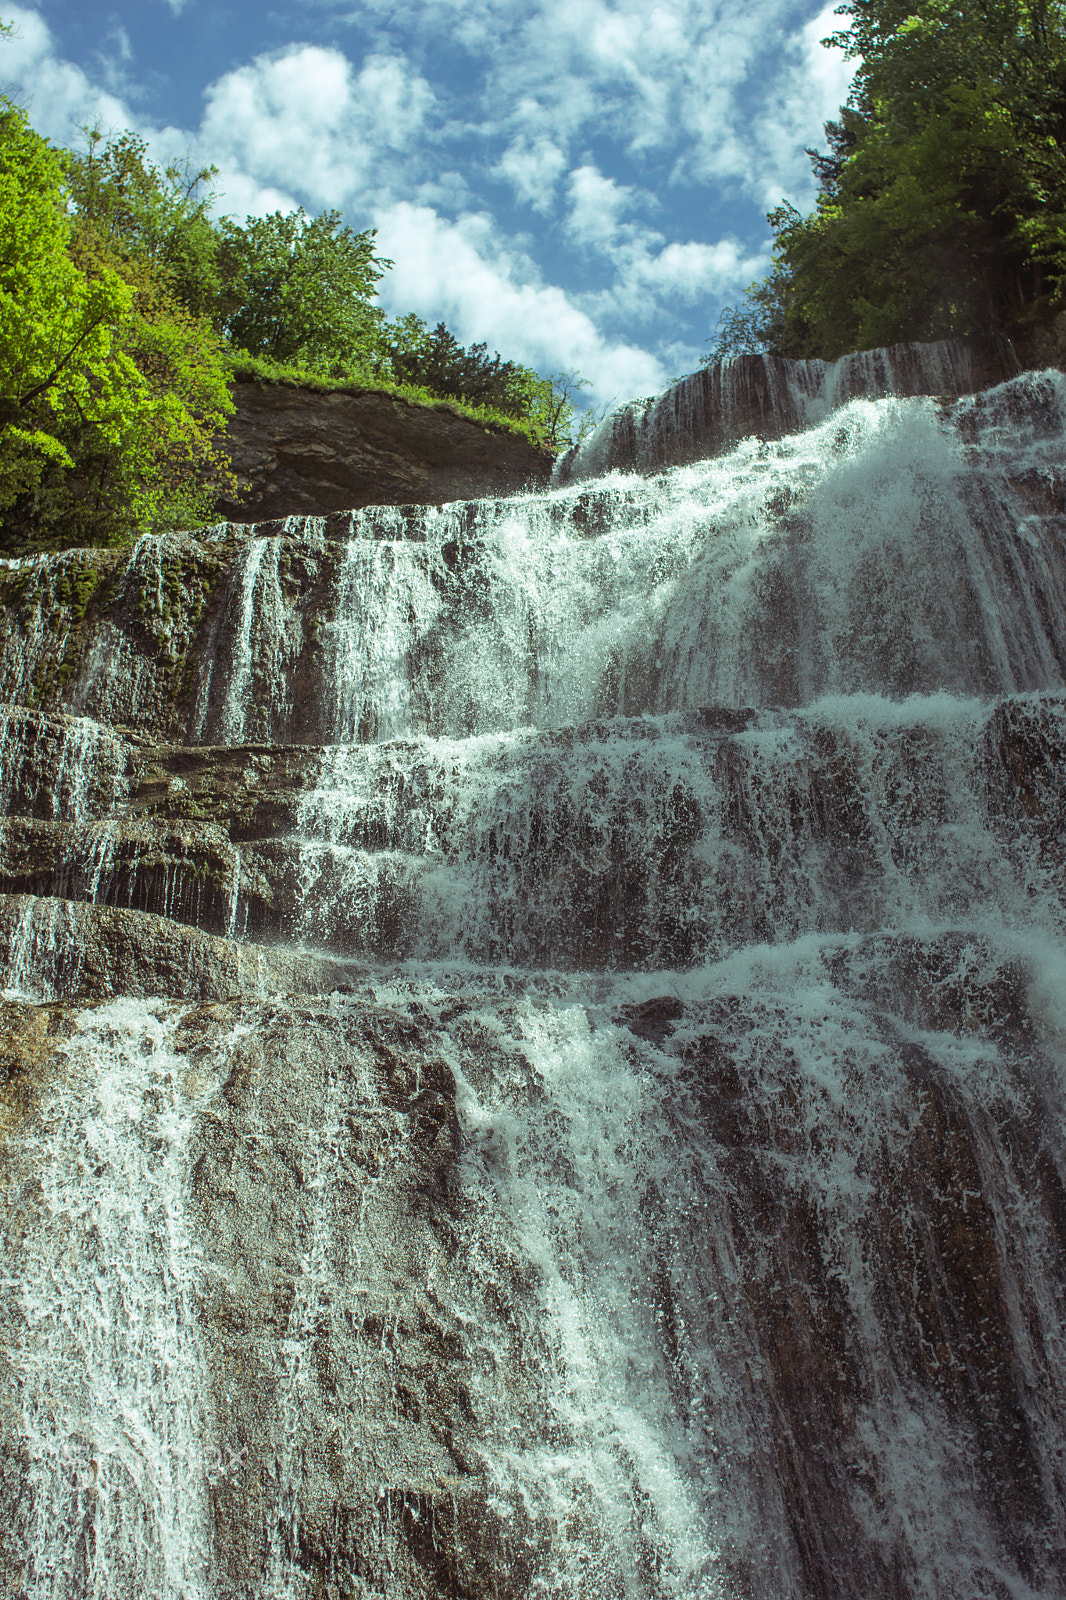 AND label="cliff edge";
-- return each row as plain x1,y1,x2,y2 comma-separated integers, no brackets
216,379,554,522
